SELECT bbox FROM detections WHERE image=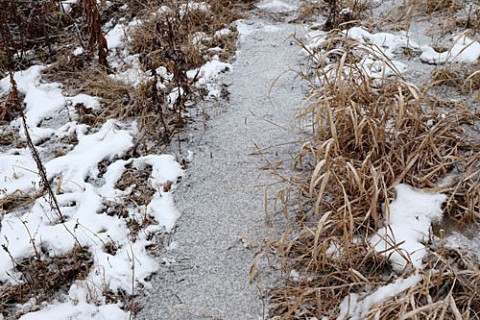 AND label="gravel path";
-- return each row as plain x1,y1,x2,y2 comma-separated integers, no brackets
138,4,305,319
